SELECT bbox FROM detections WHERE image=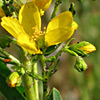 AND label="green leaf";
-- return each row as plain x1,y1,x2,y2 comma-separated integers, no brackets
44,44,61,56
0,61,26,100
46,88,62,100
0,35,12,49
